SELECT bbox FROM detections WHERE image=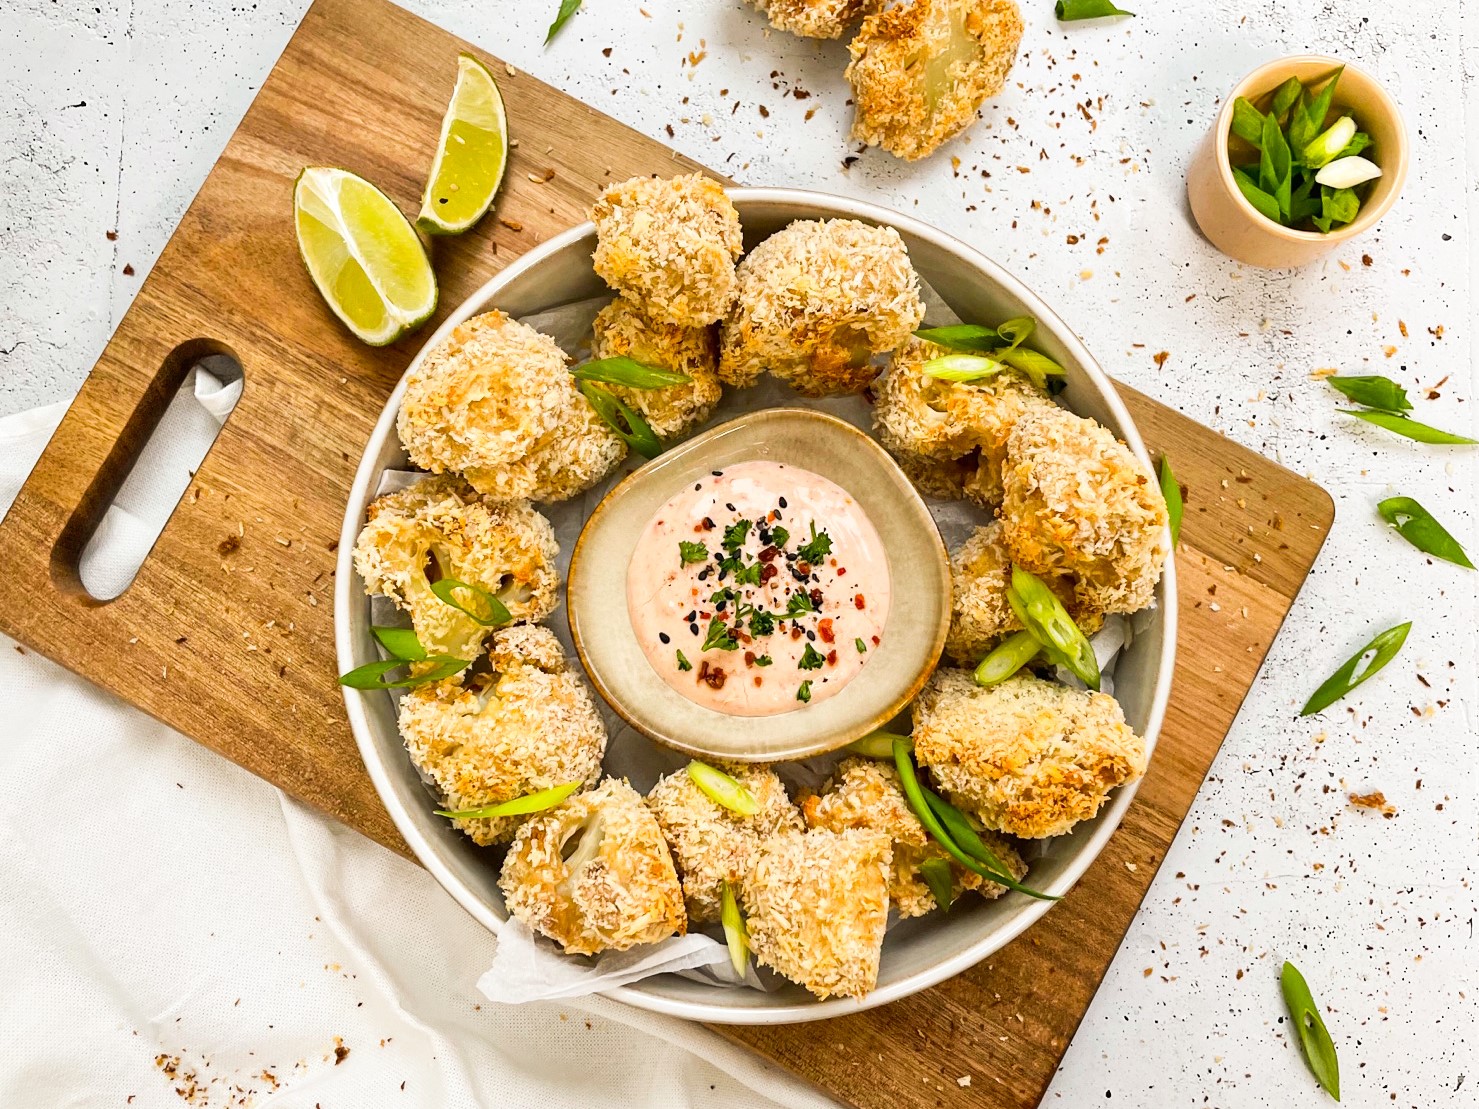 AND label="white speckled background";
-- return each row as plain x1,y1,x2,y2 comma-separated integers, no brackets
2,1,1475,1106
